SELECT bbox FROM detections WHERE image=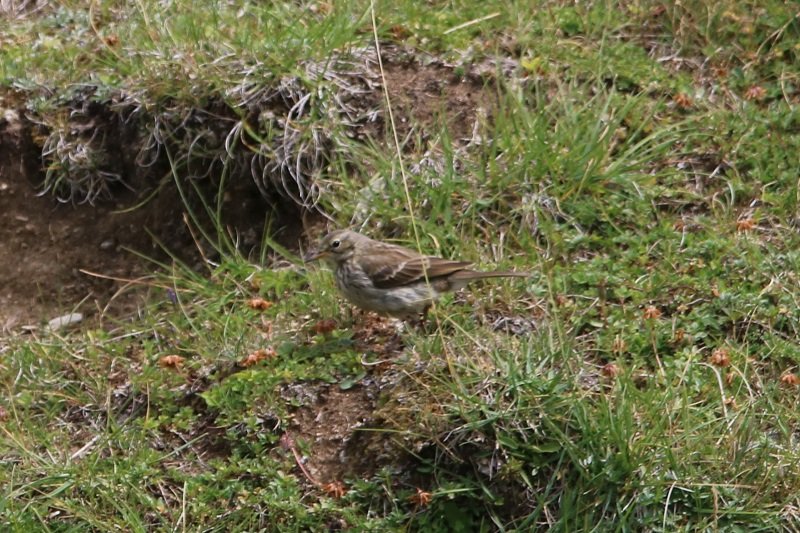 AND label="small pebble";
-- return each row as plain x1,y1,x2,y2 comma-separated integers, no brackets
47,313,84,331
